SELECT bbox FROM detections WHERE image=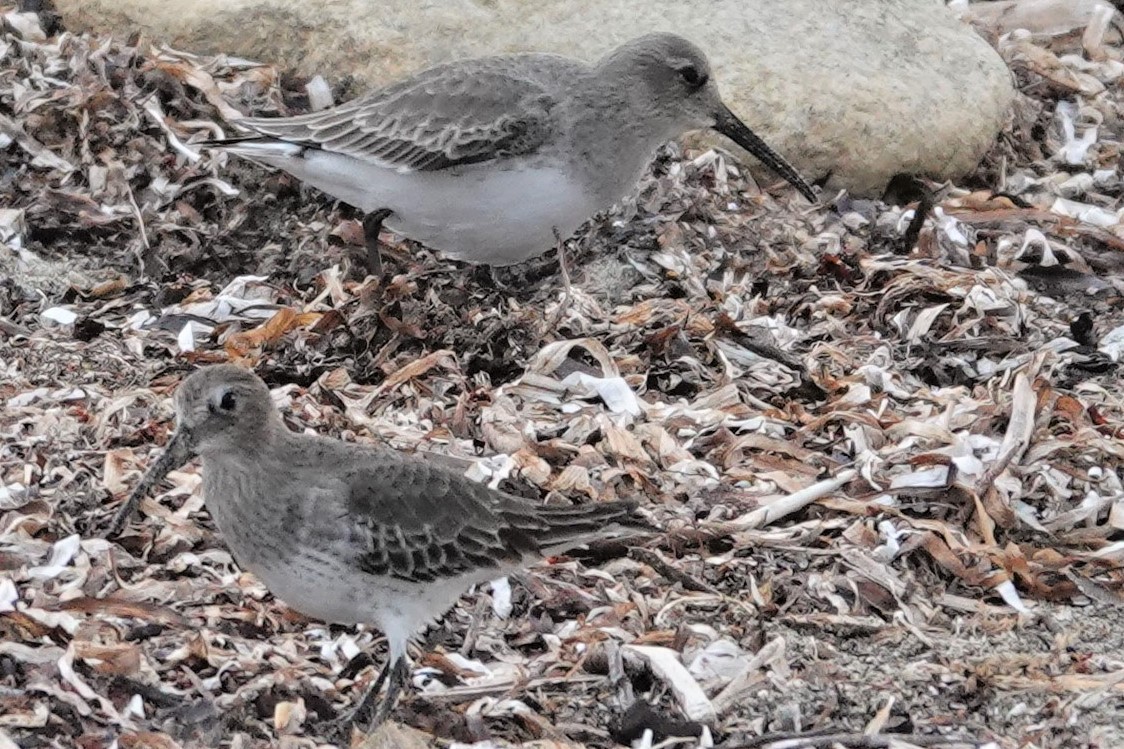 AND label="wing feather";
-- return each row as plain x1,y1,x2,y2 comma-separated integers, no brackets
339,455,647,583
234,56,571,172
